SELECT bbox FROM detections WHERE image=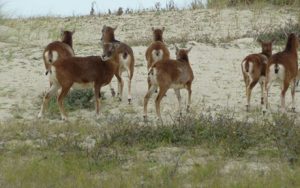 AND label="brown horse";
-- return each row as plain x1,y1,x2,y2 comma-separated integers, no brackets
145,27,170,90
263,33,299,113
38,43,120,121
144,46,194,120
241,39,274,111
43,29,75,77
101,25,135,104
